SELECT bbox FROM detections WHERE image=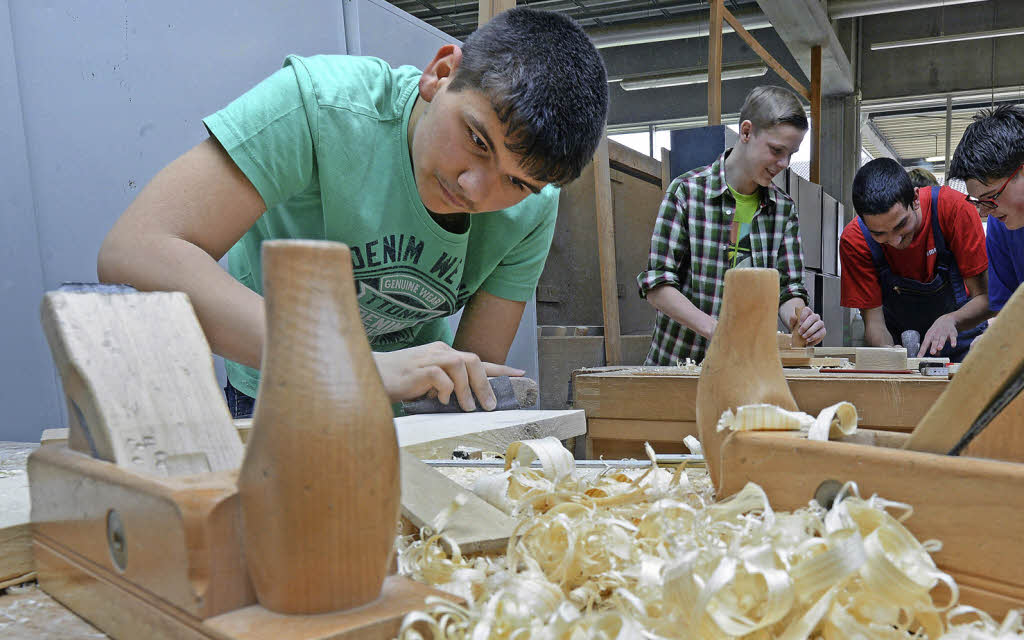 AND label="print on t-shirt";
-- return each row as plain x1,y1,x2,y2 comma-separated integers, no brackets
727,222,753,268
348,232,471,346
